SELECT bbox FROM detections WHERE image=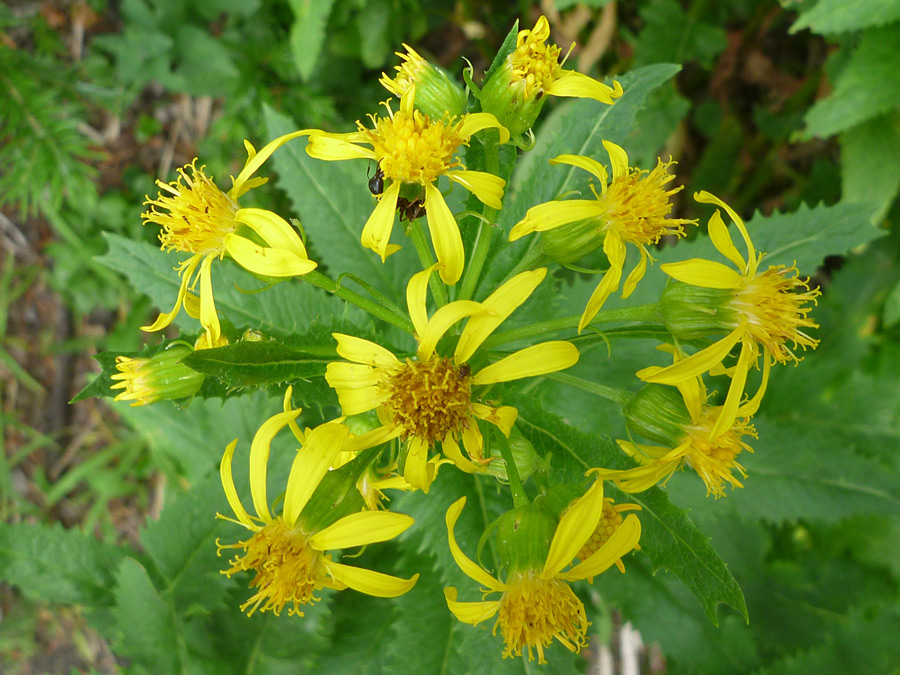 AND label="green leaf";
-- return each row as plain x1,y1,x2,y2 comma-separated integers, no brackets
483,19,518,83
174,26,240,95
513,399,747,624
98,233,363,337
263,106,421,300
183,340,332,387
840,111,900,222
113,558,180,675
288,0,337,81
633,0,728,69
0,522,124,607
791,0,900,35
802,24,900,138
